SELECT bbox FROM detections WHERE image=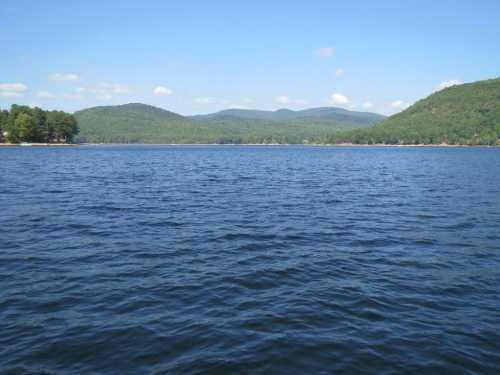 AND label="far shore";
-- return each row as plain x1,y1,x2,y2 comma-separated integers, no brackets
0,143,77,147
330,143,499,147
79,142,499,147
1,142,497,148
